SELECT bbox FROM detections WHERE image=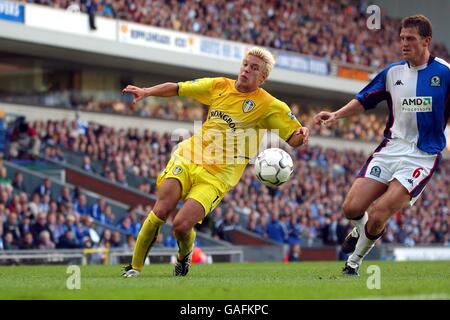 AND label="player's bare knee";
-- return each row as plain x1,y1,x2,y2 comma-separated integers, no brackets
173,220,193,238
342,199,364,219
153,201,176,221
